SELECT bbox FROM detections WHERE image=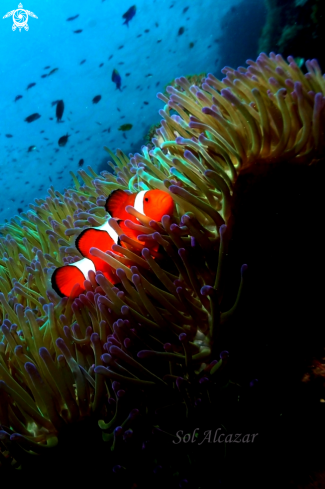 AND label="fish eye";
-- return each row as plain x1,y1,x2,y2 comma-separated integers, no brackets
145,197,149,202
